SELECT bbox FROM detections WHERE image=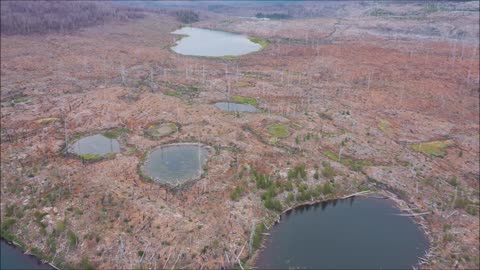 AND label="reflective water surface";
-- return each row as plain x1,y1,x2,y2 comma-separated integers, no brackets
214,102,258,112
1,240,52,270
142,144,208,185
69,134,120,156
171,27,262,57
256,197,428,269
